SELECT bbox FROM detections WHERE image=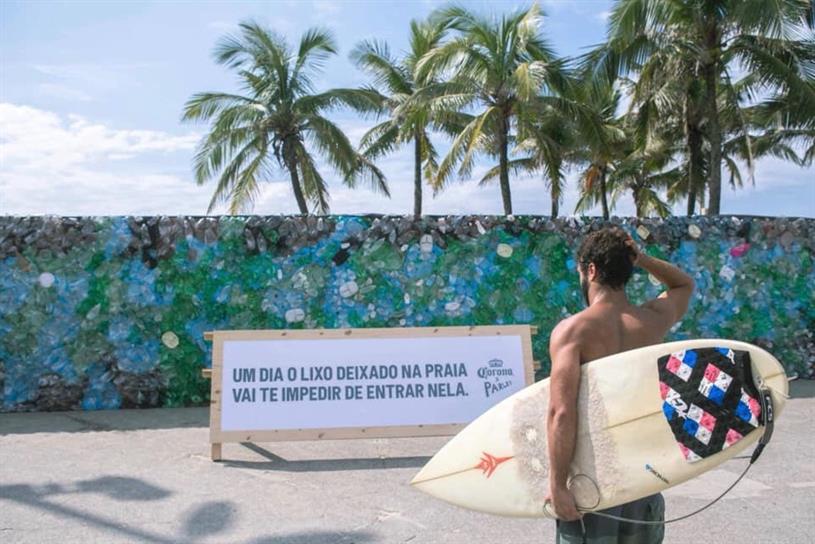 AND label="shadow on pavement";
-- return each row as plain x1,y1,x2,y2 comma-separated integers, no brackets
789,379,815,399
181,500,236,540
0,476,183,544
0,407,208,435
219,442,431,472
74,475,173,501
1,476,171,503
1,474,376,543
